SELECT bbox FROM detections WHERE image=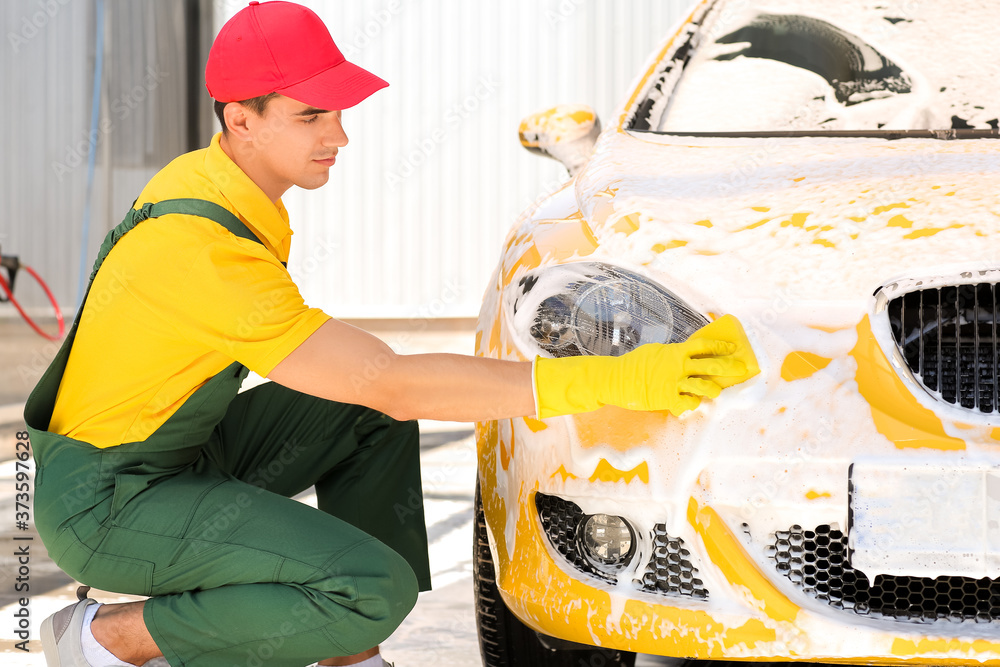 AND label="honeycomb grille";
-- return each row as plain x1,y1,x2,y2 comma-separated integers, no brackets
535,492,708,598
535,492,615,583
887,284,1000,413
769,524,1000,623
636,524,708,599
